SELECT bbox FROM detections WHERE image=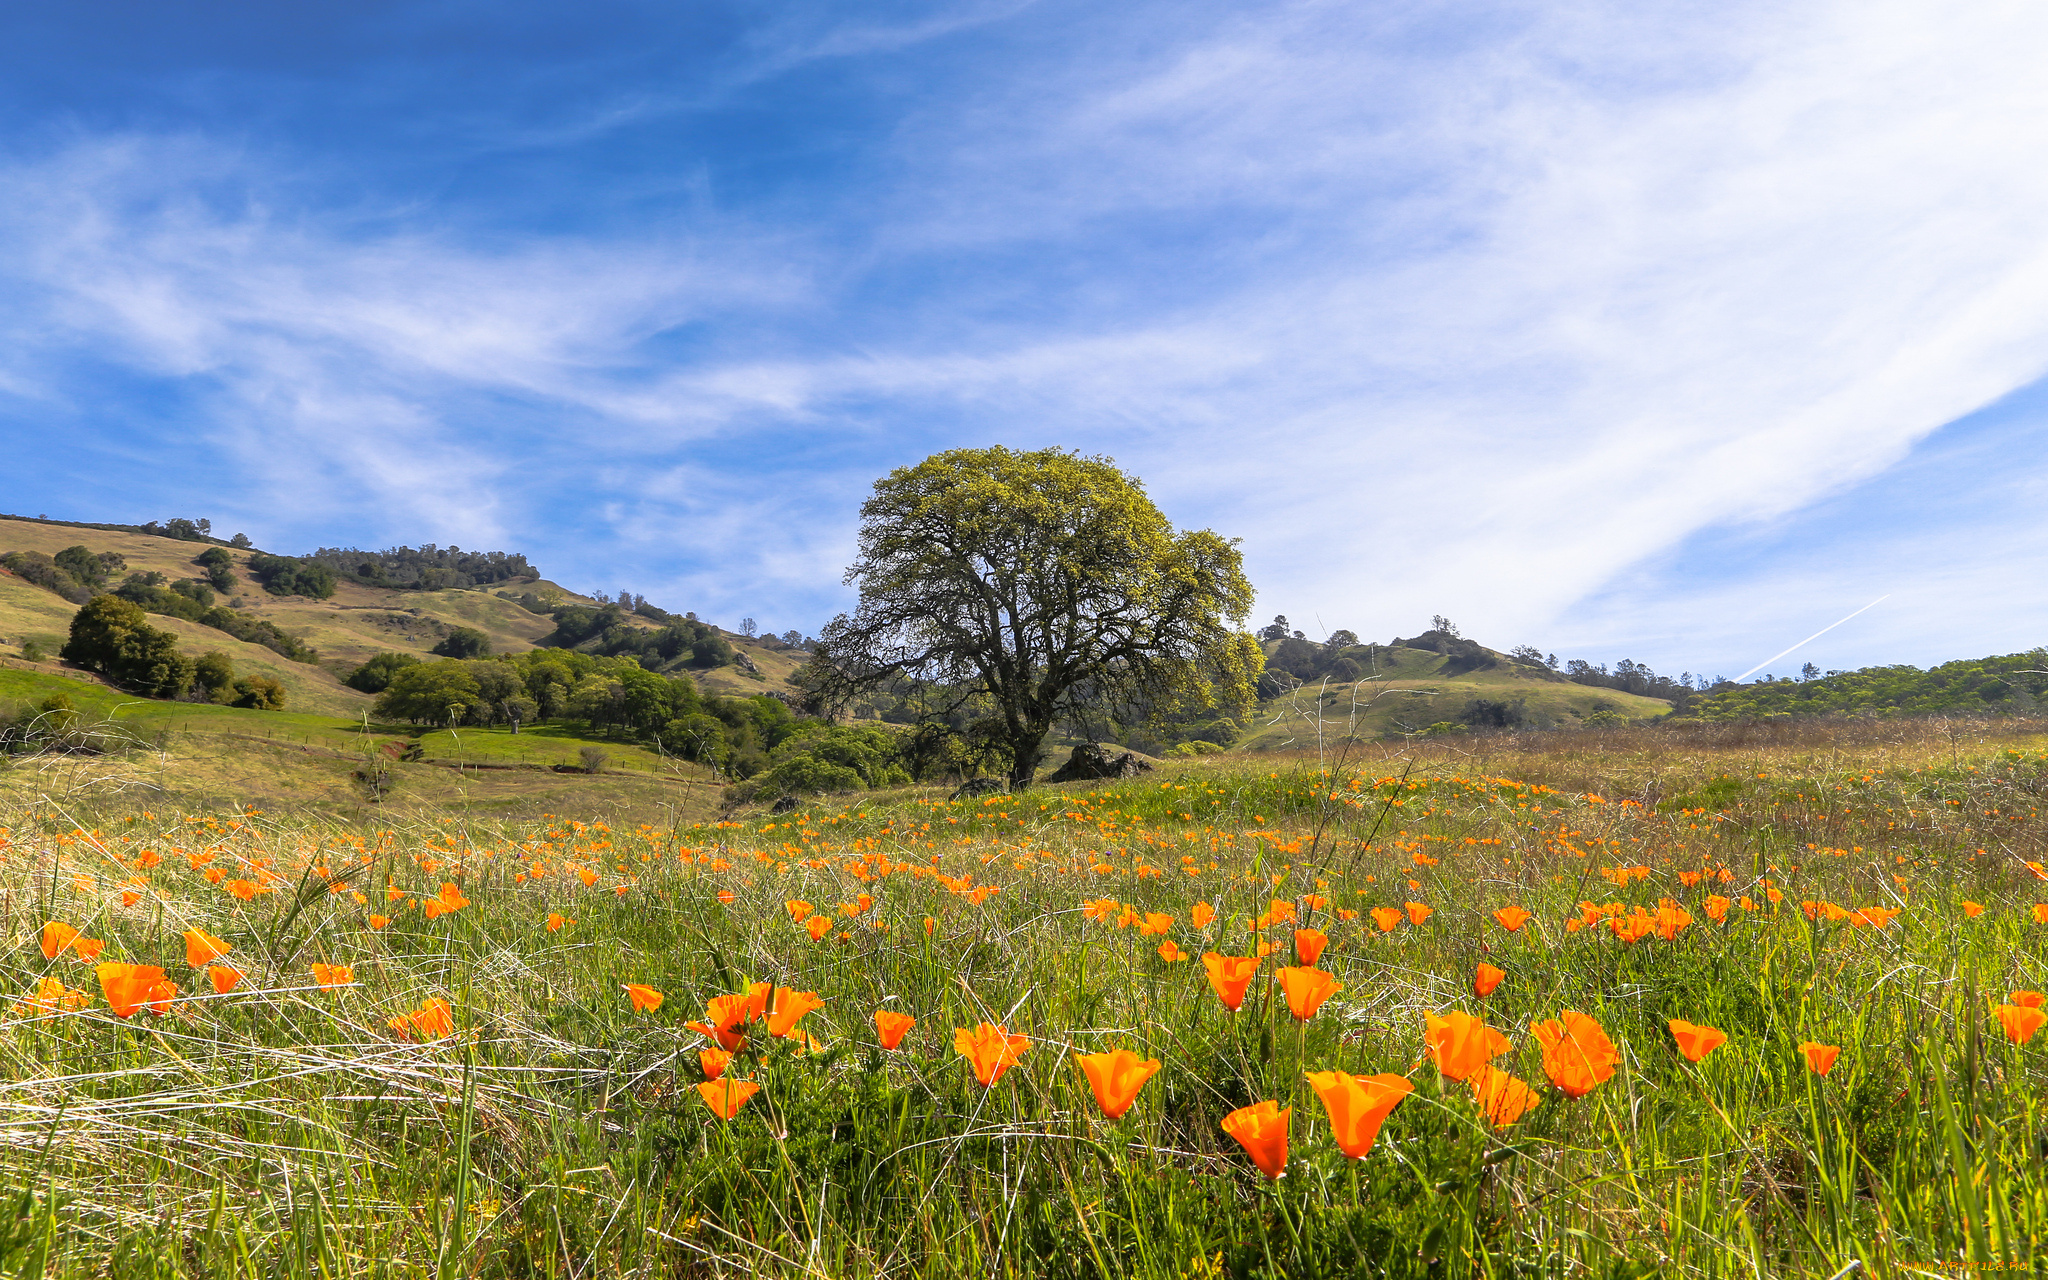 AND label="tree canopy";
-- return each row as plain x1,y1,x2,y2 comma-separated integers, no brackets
806,446,1260,787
